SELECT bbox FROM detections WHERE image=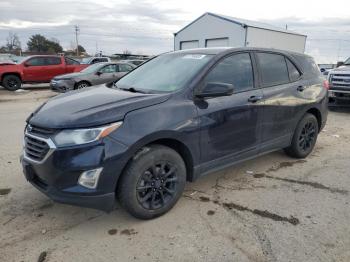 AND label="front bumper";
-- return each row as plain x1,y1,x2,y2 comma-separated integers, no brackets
328,89,350,106
21,136,129,212
50,79,75,93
